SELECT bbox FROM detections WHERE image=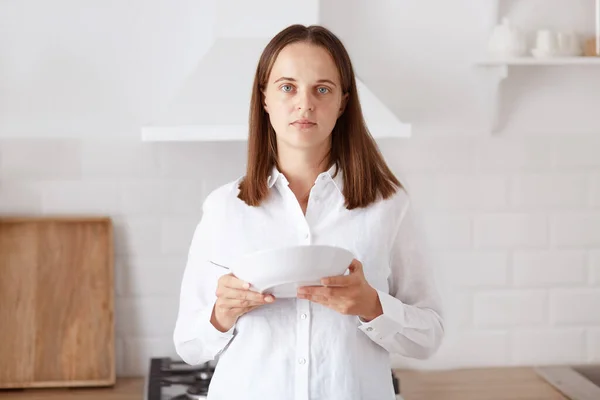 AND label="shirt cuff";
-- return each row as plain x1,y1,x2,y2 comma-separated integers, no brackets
357,290,405,341
197,304,236,354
